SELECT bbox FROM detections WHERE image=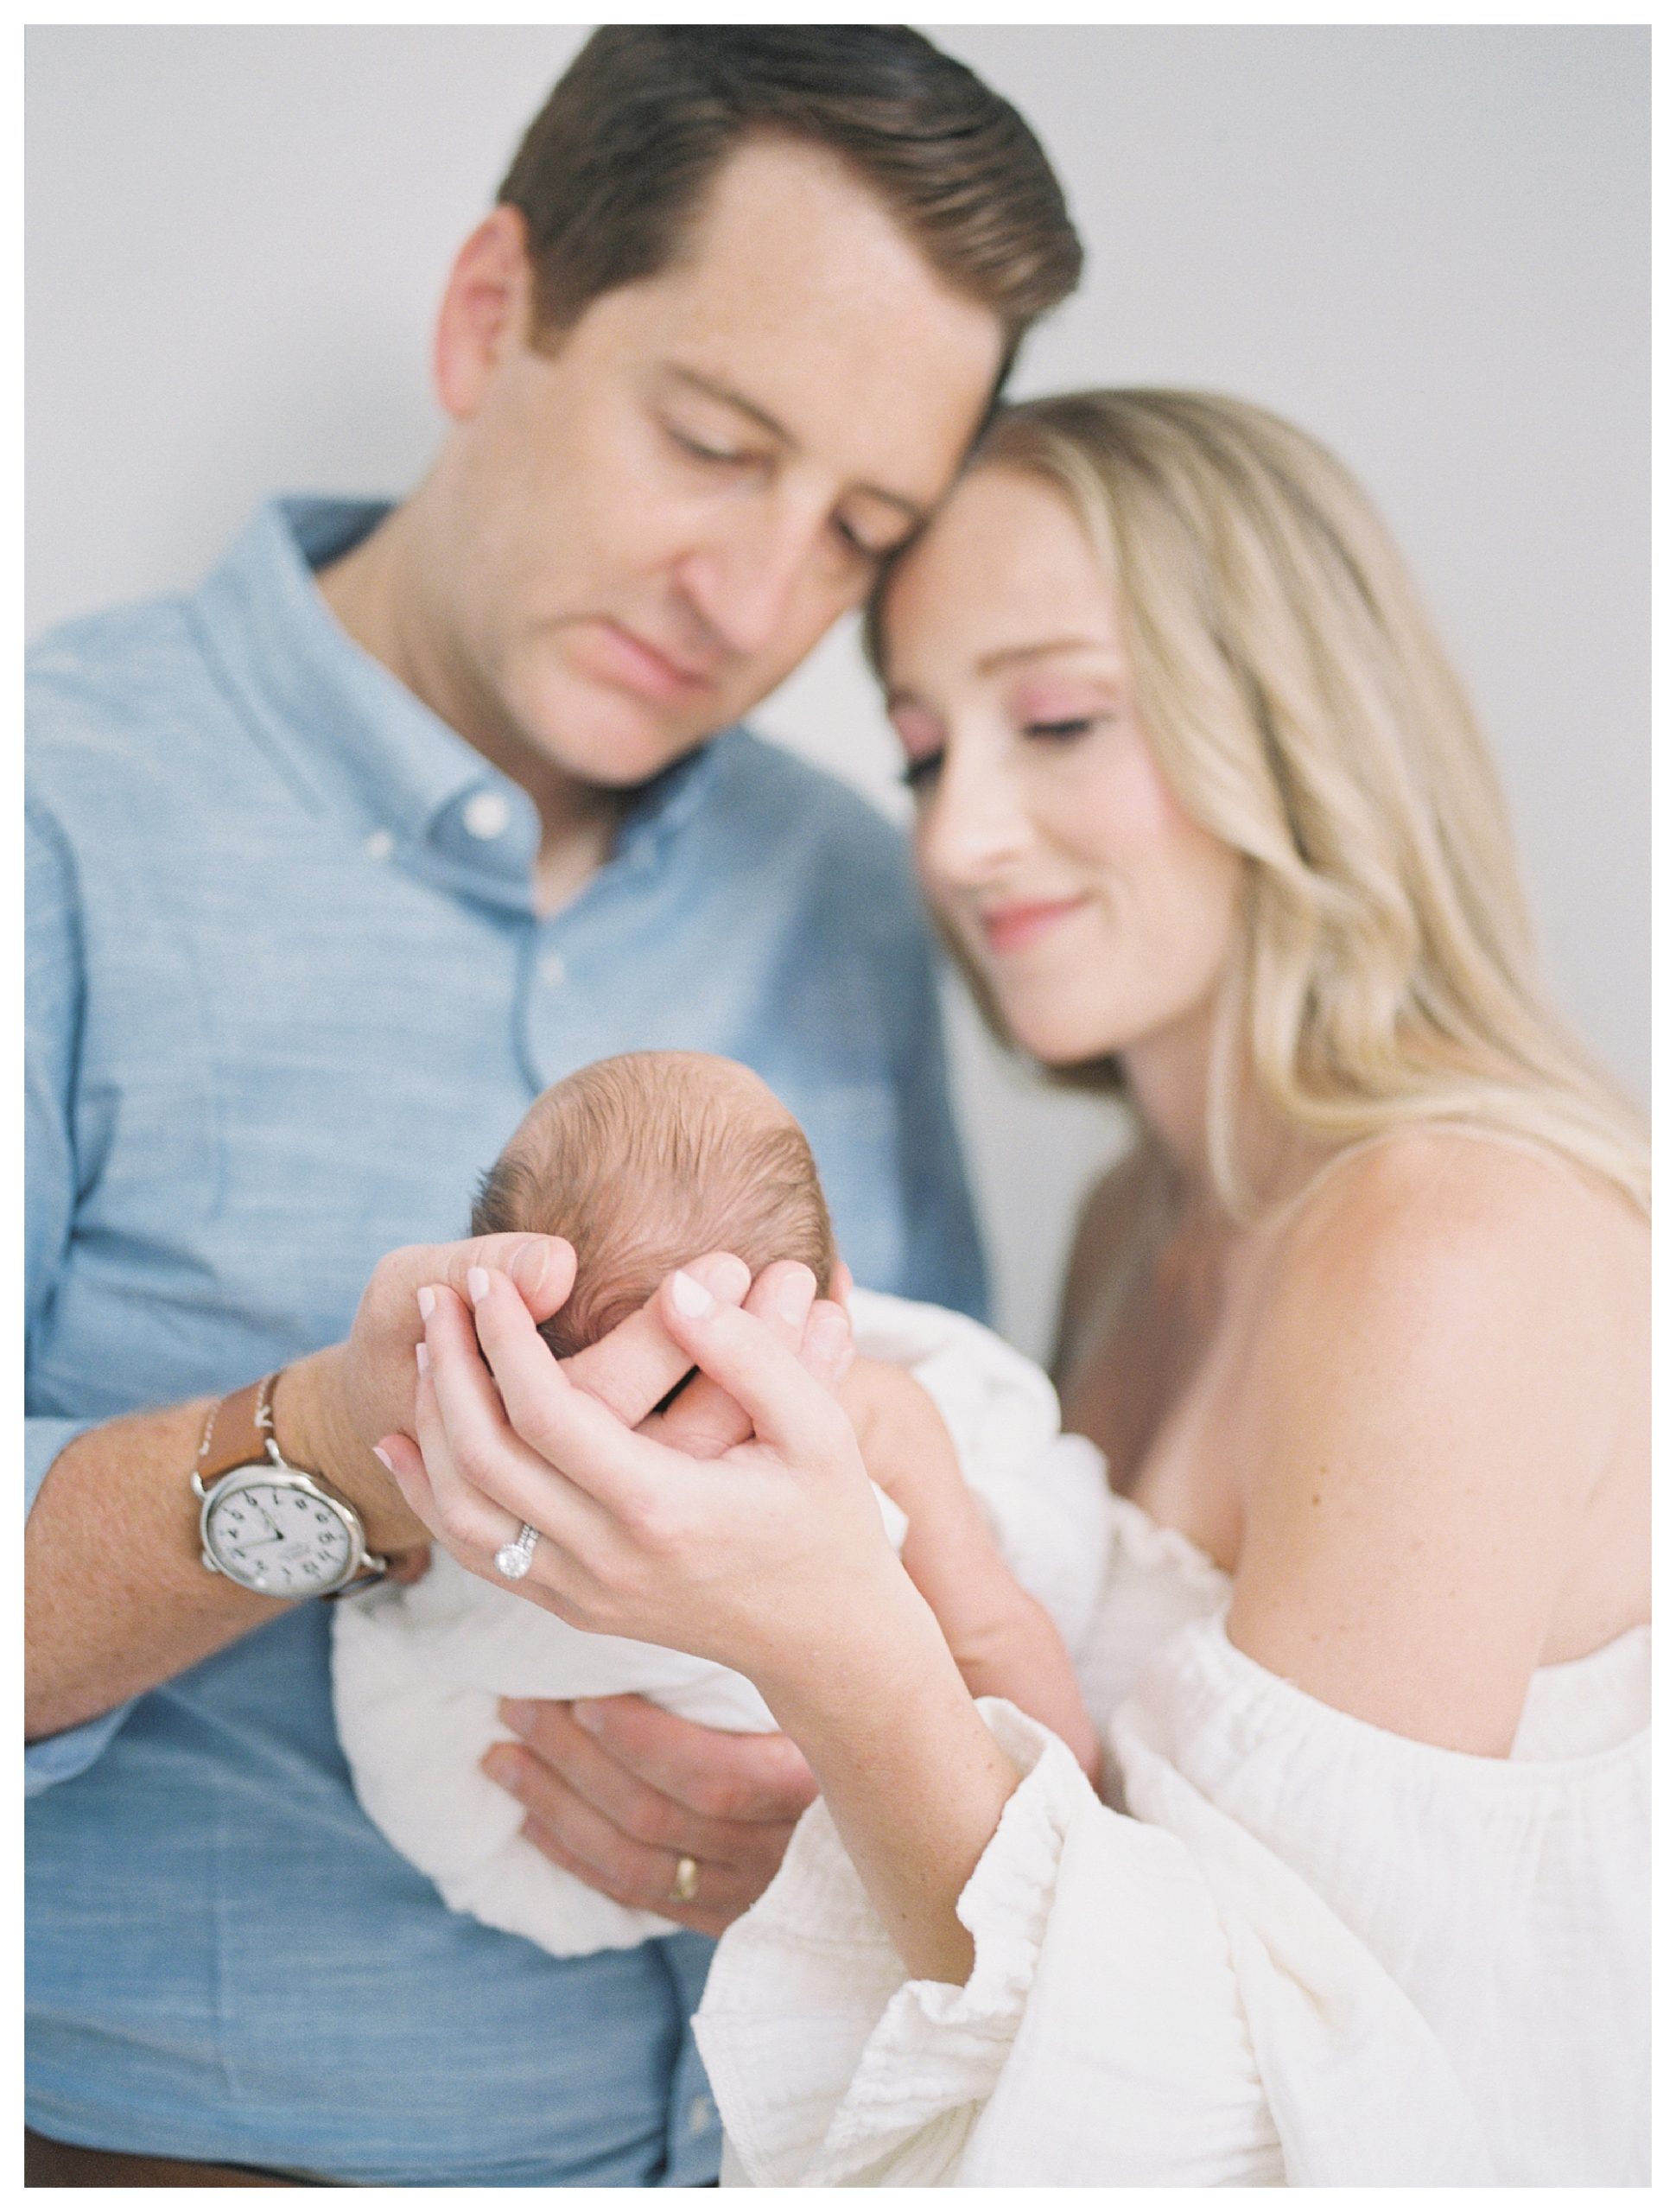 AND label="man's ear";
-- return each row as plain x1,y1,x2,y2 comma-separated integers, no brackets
433,203,537,423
